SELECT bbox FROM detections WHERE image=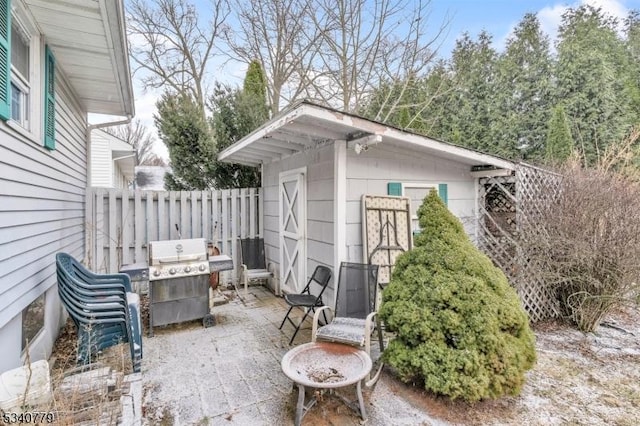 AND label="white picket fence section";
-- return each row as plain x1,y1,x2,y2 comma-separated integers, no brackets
84,188,262,283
